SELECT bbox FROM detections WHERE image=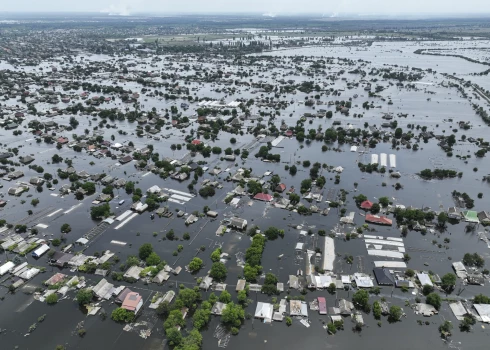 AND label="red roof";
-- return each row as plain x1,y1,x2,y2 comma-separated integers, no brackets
254,193,273,202
365,214,392,226
191,139,202,145
285,130,293,136
122,292,142,312
318,297,327,315
275,183,286,192
360,200,374,210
